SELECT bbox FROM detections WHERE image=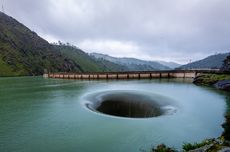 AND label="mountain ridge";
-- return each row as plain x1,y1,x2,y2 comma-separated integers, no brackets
90,53,174,71
178,53,230,70
158,61,181,69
